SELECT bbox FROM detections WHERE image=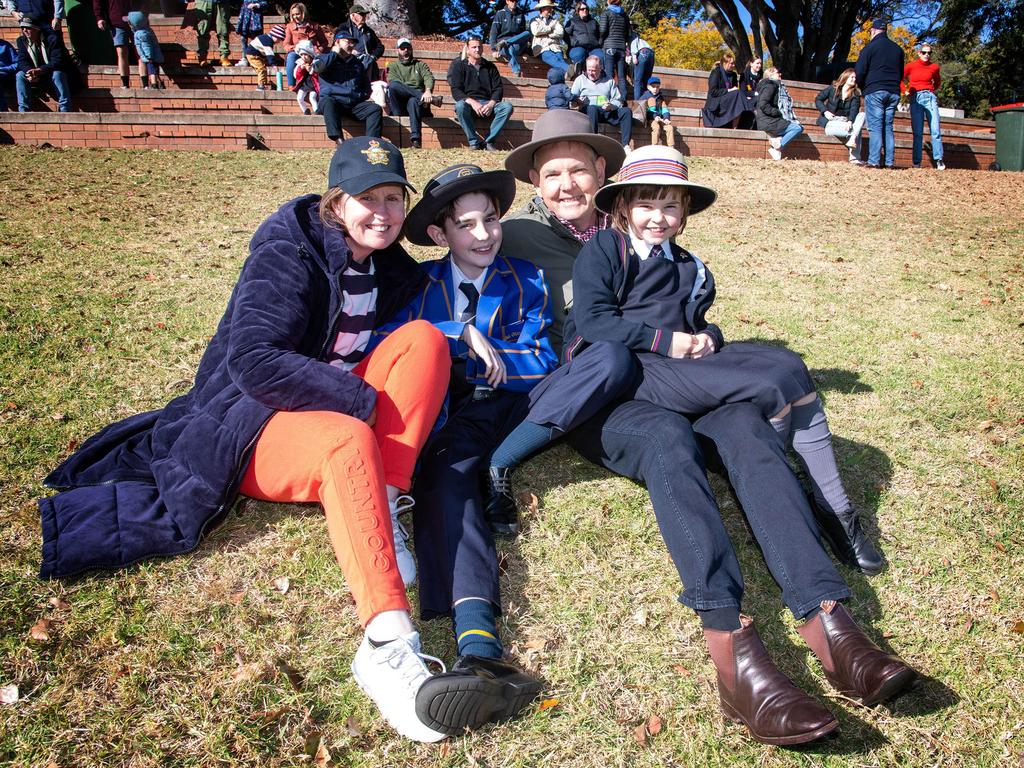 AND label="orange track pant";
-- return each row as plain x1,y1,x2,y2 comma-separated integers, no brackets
238,321,450,626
